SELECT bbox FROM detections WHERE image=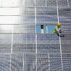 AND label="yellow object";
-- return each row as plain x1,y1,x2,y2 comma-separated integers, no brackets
57,24,61,27
53,26,59,33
